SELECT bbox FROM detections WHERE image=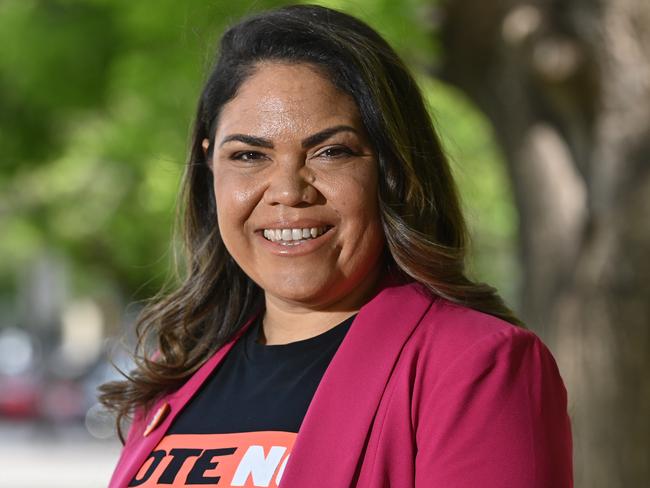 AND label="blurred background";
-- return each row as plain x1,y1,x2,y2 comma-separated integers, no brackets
0,0,648,487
